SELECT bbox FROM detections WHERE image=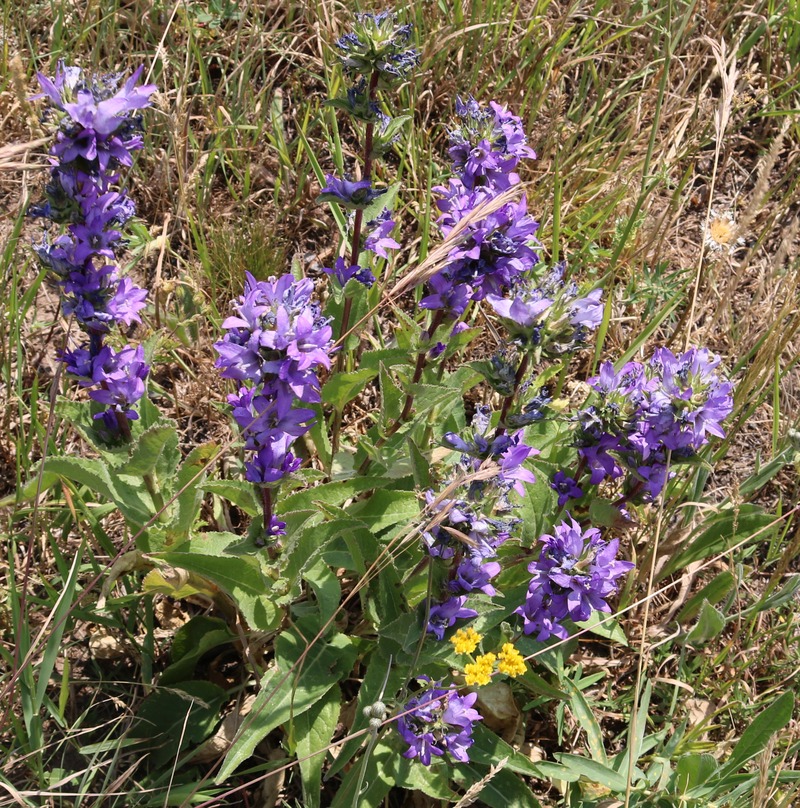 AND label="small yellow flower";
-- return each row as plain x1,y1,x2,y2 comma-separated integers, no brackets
463,652,496,687
450,627,482,655
497,643,526,678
